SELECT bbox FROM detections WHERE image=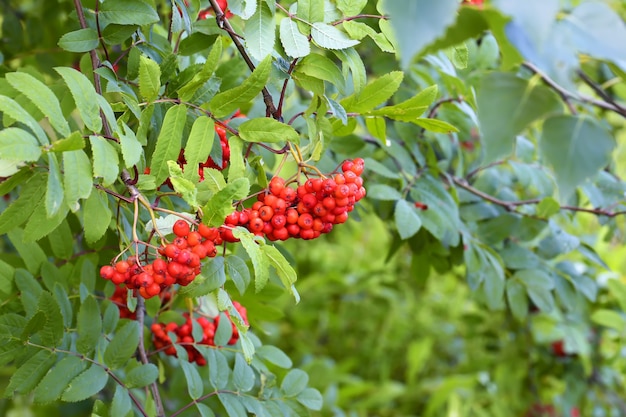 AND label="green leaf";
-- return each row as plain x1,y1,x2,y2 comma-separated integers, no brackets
227,136,246,182
412,118,458,133
33,356,86,404
178,349,204,399
256,345,292,368
89,135,119,185
214,311,233,347
22,198,68,242
297,0,324,30
261,244,299,302
563,2,626,68
150,105,187,186
4,350,56,397
76,295,101,355
591,309,625,331
536,197,560,219
383,0,459,68
0,313,27,342
99,0,160,26
8,232,47,274
311,22,359,50
196,403,216,417
0,95,49,145
51,131,85,153
184,116,215,183
514,269,555,313
280,18,311,58
367,184,402,201
104,321,140,369
218,392,248,417
209,55,272,118
139,55,161,102
395,199,422,240
0,173,45,234
233,353,255,392
297,388,323,411
281,368,309,397
83,189,112,244
540,115,615,201
36,292,64,346
58,28,99,52
341,71,403,113
5,72,70,137
46,153,64,217
333,47,366,93
232,228,270,292
125,363,159,388
365,117,386,142
0,128,41,162
168,161,198,209
110,385,132,417
477,72,562,163
201,178,250,227
336,0,366,16
297,54,345,92
225,255,251,295
63,150,93,212
61,365,108,402
410,175,460,246
238,118,300,144
179,38,223,101
119,122,143,168
244,1,275,61
506,279,528,321
55,67,103,133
